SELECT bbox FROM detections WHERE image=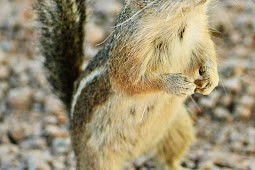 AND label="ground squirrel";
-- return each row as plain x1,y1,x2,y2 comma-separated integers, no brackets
35,0,219,169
